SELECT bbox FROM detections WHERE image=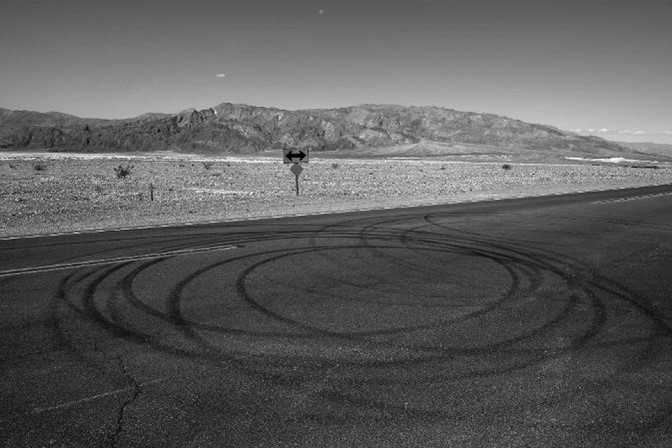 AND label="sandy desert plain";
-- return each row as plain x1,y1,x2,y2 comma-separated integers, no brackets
1,150,672,238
